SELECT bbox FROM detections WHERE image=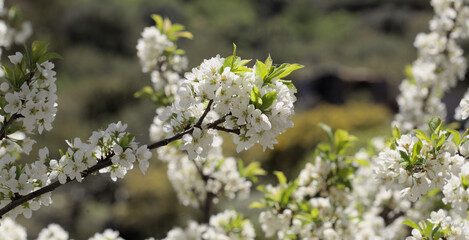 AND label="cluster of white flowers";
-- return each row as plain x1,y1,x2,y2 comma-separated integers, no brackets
37,223,69,240
162,145,252,207
374,130,469,218
3,56,58,134
0,0,32,58
375,133,460,201
153,55,296,158
406,209,469,239
393,0,469,132
137,26,174,73
255,134,446,240
0,121,151,219
137,25,187,98
49,121,152,183
163,210,255,240
0,217,27,239
0,218,131,240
